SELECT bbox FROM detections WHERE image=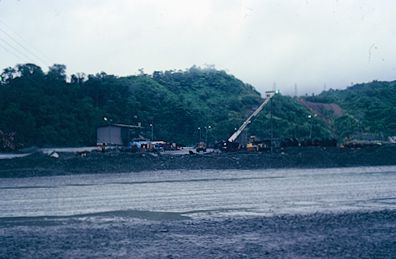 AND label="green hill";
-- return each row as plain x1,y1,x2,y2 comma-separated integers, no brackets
0,64,278,148
250,94,332,141
303,80,396,140
2,63,393,150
